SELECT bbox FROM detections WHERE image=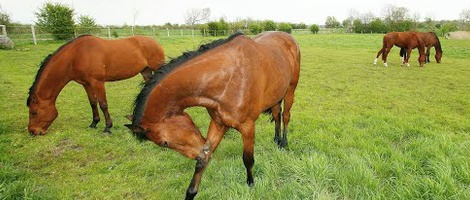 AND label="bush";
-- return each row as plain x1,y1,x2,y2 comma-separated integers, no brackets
35,2,75,40
263,20,276,31
278,23,292,34
76,15,100,35
310,24,320,34
206,19,230,36
249,23,262,35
